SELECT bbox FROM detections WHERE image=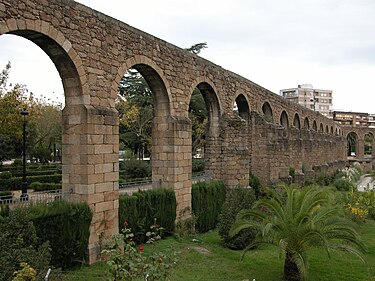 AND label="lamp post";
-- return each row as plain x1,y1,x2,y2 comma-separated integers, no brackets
20,108,29,201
